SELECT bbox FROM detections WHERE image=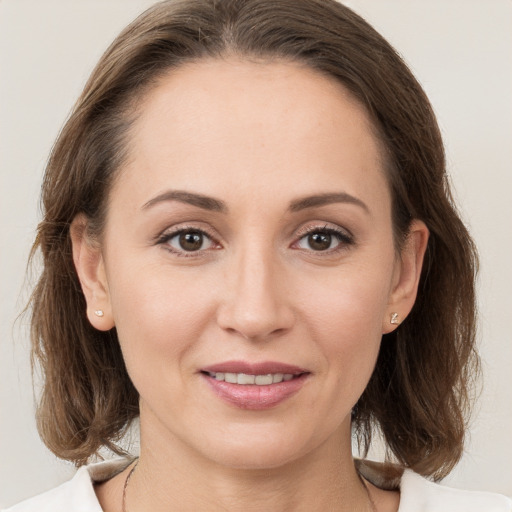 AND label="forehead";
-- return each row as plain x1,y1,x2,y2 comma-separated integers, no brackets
114,58,389,215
